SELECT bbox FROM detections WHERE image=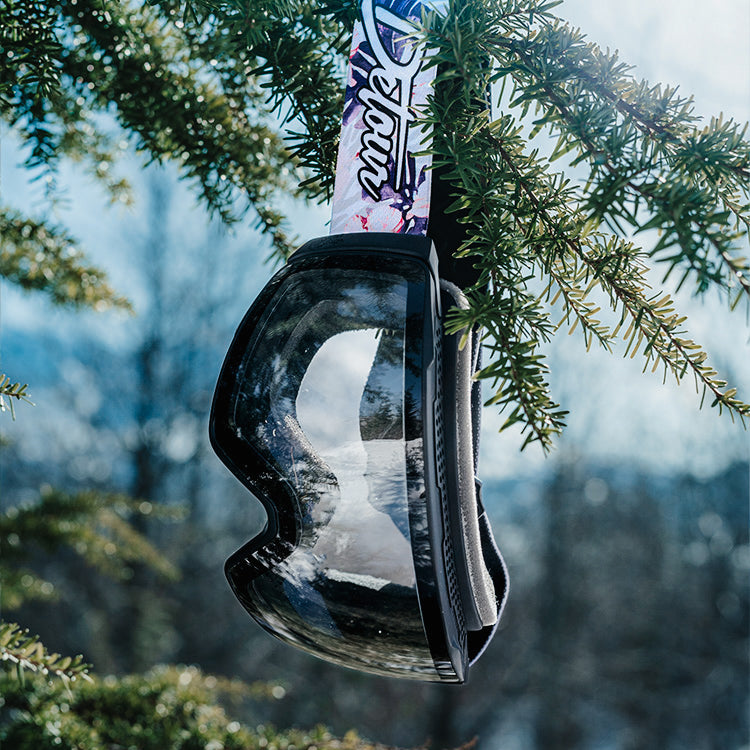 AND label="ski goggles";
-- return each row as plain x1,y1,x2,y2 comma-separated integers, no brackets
210,233,507,682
